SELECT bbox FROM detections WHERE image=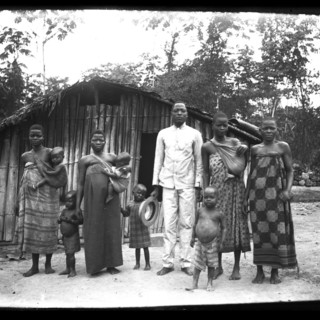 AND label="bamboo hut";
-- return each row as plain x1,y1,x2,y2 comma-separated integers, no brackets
0,76,261,244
